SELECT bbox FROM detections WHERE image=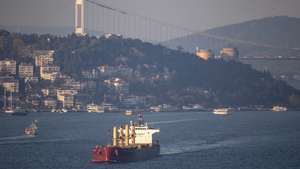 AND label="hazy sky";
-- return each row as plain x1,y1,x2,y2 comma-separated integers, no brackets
1,0,300,36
